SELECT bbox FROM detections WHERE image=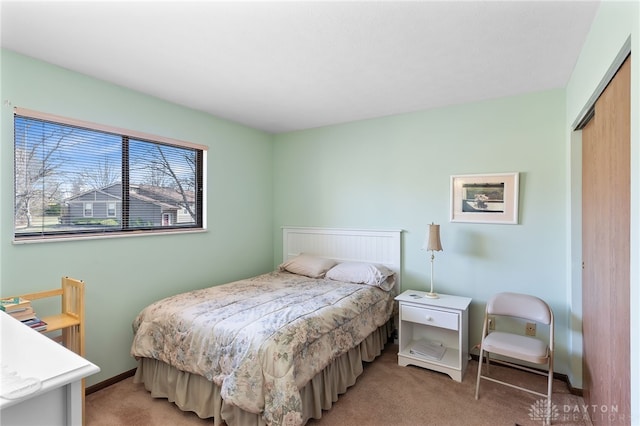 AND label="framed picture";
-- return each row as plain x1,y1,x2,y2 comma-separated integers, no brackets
450,172,519,224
